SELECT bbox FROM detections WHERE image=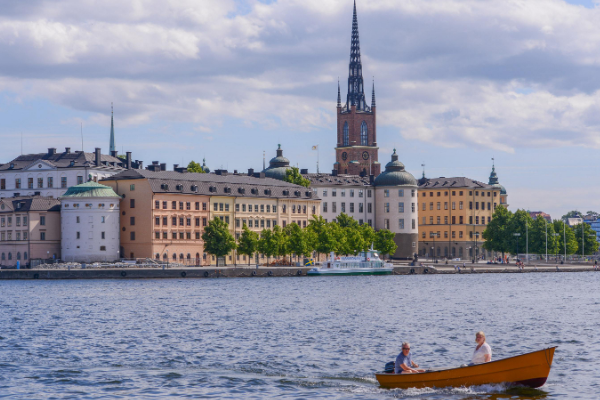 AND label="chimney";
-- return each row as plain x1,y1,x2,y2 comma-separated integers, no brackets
110,150,118,157
233,170,238,174
126,152,132,169
173,164,179,171
137,161,143,169
95,148,101,166
332,169,338,176
47,148,56,156
247,168,254,176
160,163,166,171
65,147,71,154
300,168,308,174
369,174,375,184
259,172,265,179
